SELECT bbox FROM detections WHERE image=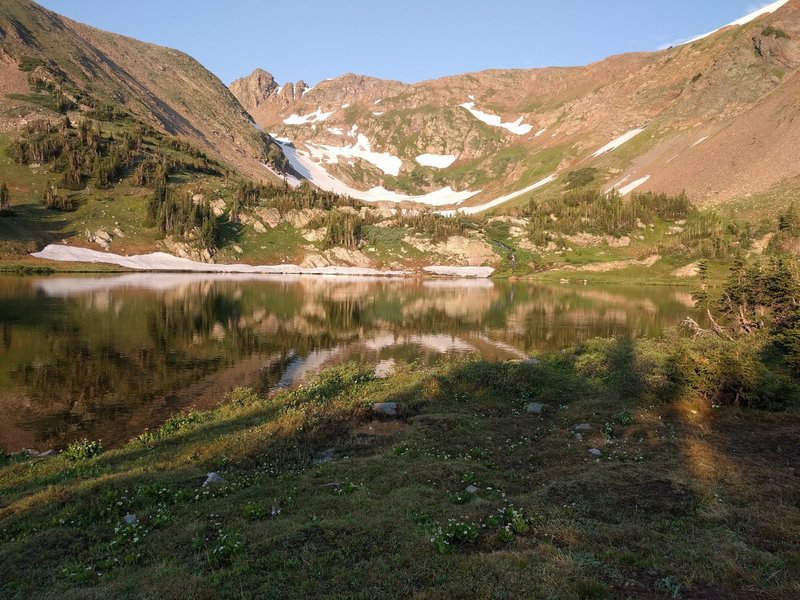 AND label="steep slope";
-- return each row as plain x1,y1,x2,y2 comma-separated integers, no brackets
232,0,800,211
0,0,281,180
